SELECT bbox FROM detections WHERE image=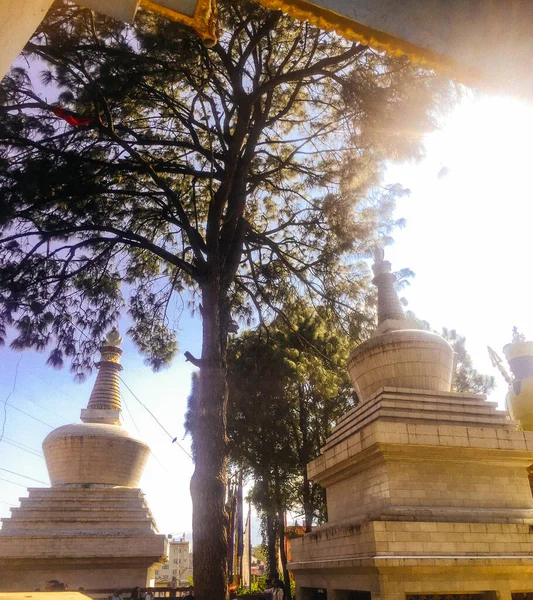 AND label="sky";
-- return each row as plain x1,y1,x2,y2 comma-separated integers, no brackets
1,87,533,540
